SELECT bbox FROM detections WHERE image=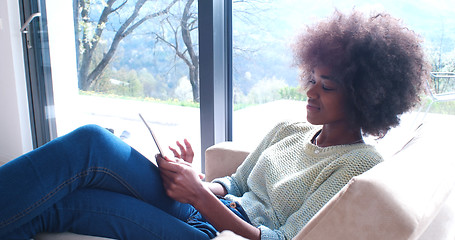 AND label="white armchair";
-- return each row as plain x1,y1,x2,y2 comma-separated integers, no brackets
203,123,455,240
